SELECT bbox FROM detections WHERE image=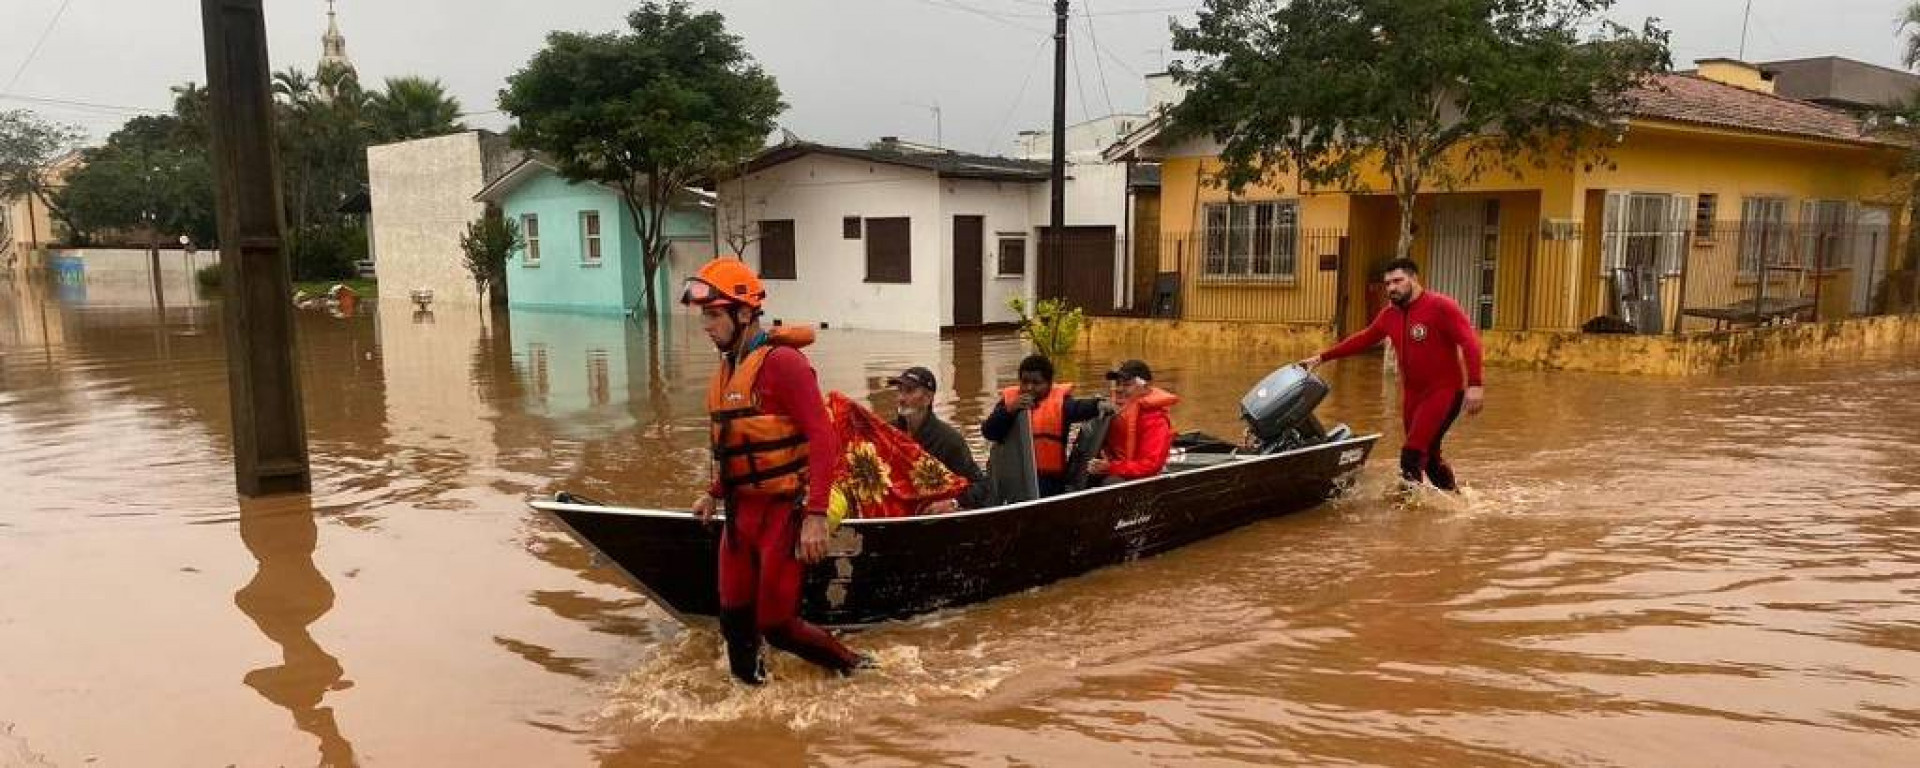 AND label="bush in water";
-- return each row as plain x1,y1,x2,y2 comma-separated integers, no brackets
195,264,221,290
1008,297,1085,362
